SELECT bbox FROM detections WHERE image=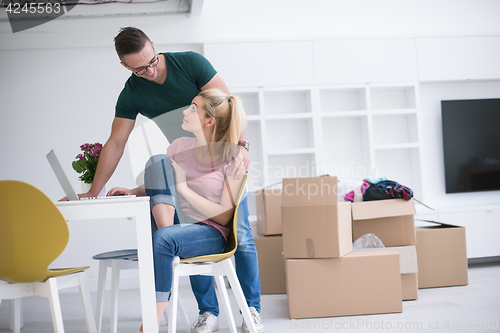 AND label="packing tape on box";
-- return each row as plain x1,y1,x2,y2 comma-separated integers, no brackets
306,238,315,258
